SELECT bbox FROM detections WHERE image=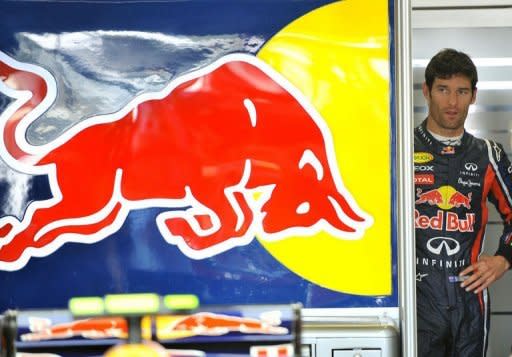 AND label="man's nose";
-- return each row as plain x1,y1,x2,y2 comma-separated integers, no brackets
448,92,458,106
